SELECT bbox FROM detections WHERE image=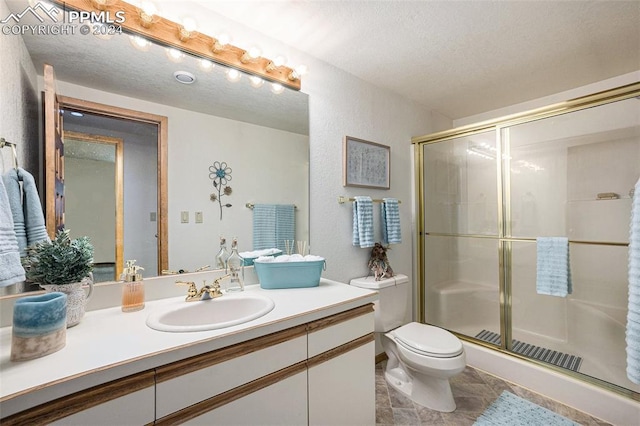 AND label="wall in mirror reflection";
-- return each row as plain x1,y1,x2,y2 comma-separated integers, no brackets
54,79,309,280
